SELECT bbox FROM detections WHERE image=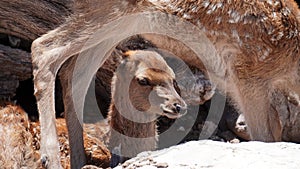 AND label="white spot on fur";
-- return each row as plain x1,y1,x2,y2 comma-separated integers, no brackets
202,1,210,8
244,33,252,40
216,2,223,9
295,30,299,37
267,0,272,5
269,0,280,6
209,4,217,12
282,7,291,16
207,9,213,14
277,32,284,40
272,12,277,18
259,54,267,61
274,1,280,6
228,9,232,15
259,47,271,61
288,31,294,39
287,29,299,39
183,13,192,19
232,30,242,46
191,5,198,13
215,17,222,24
207,2,222,14
267,26,275,35
167,3,177,11
260,14,268,22
228,10,241,23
